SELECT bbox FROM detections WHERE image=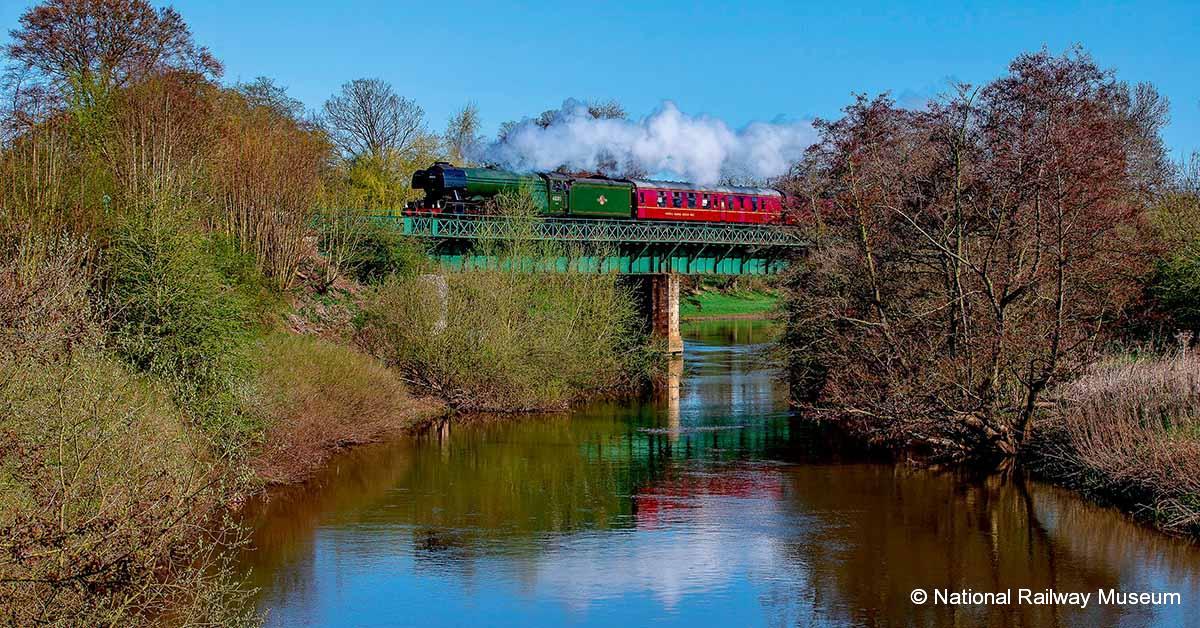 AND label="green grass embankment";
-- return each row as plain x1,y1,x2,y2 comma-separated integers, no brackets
681,290,780,320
